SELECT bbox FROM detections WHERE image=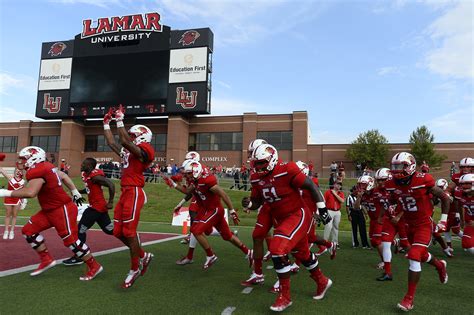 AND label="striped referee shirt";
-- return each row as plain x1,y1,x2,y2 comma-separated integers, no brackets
346,194,358,214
